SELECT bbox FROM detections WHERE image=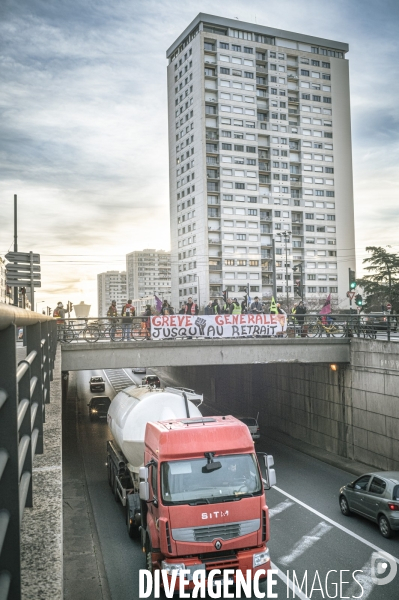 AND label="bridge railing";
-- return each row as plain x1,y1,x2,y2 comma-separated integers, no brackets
55,313,398,342
0,304,57,600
